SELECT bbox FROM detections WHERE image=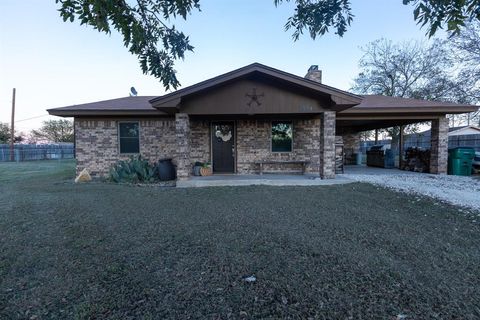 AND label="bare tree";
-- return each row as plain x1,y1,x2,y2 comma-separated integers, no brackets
352,39,455,99
449,20,480,126
351,39,458,150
